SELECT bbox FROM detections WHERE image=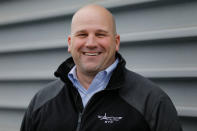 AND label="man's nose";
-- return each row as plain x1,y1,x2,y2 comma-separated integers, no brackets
86,35,97,48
